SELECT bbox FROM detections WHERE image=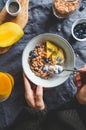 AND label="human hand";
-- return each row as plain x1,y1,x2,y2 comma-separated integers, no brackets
74,65,86,89
23,73,45,110
74,65,86,104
